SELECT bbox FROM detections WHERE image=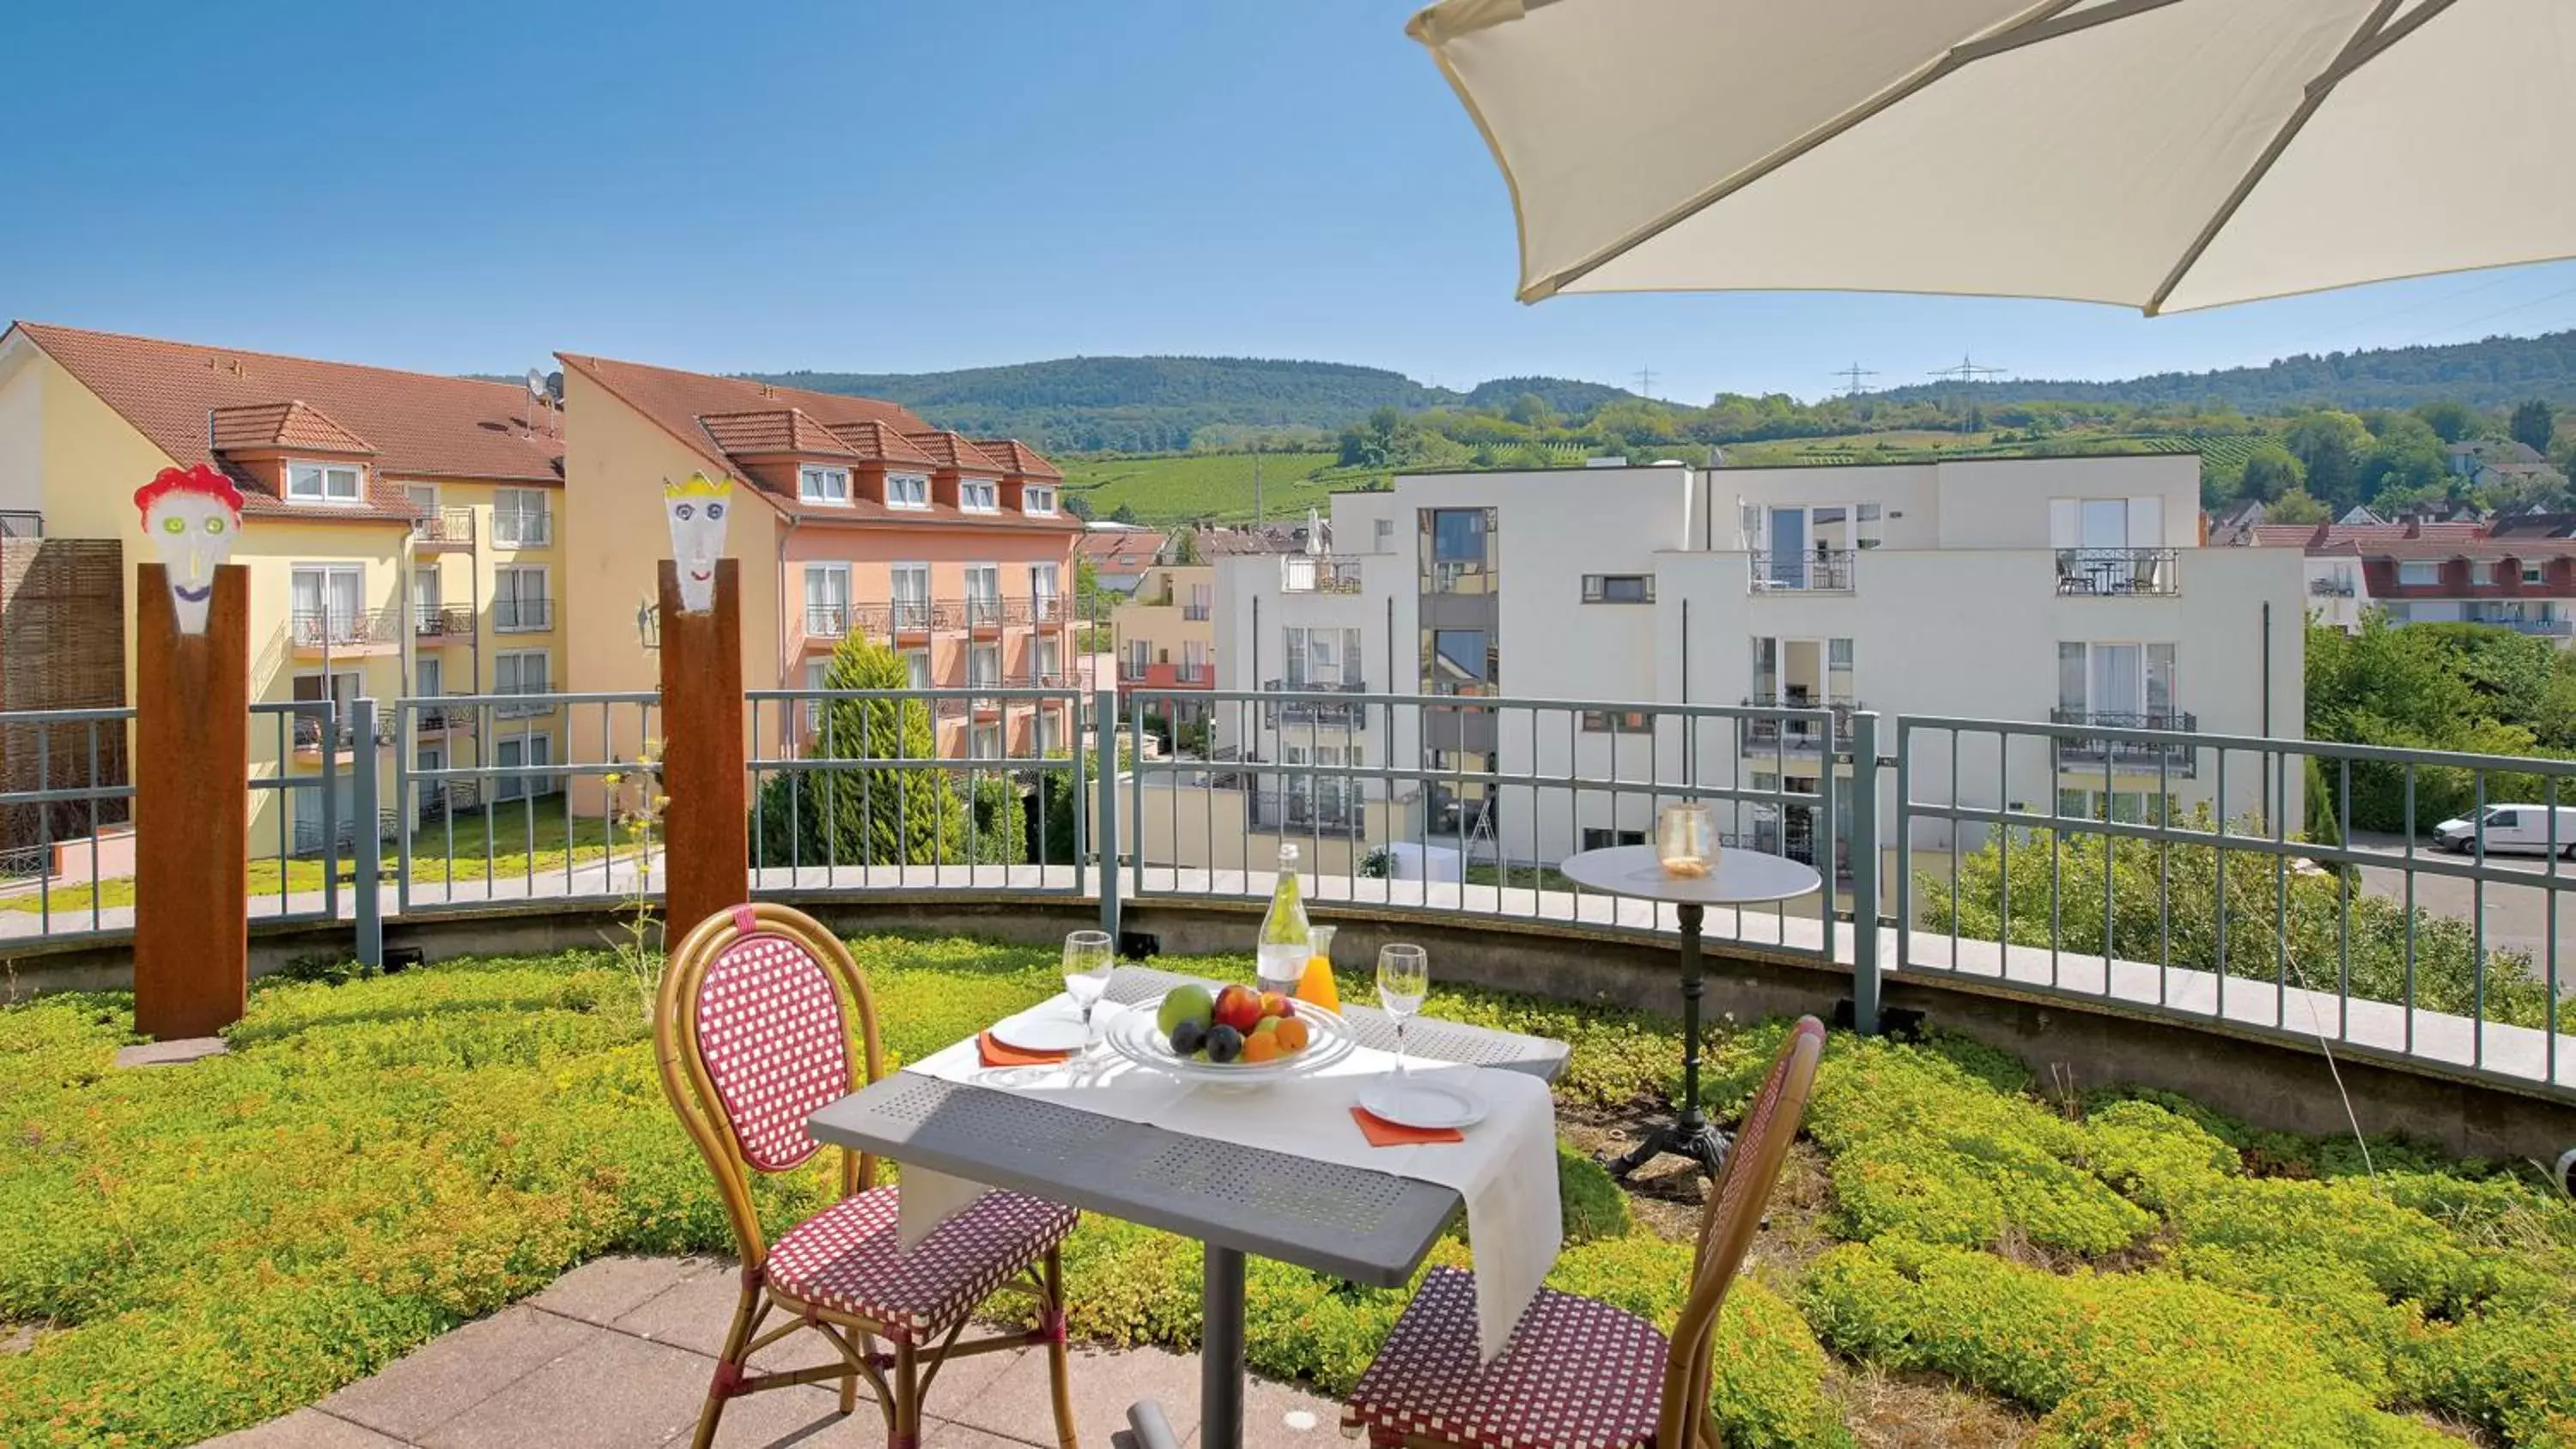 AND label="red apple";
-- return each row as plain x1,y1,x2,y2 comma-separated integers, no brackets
1213,984,1266,1034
